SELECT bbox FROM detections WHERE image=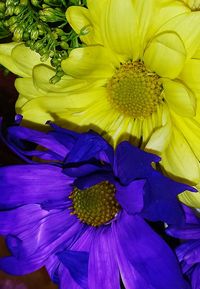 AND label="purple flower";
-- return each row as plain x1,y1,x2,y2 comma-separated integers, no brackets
0,121,194,289
167,206,200,289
